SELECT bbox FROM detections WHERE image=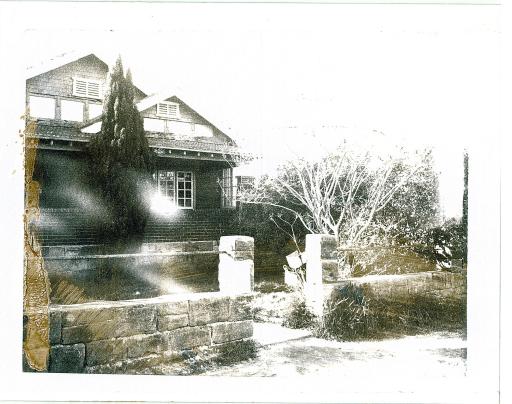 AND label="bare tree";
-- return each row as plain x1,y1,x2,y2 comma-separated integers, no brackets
237,143,433,250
